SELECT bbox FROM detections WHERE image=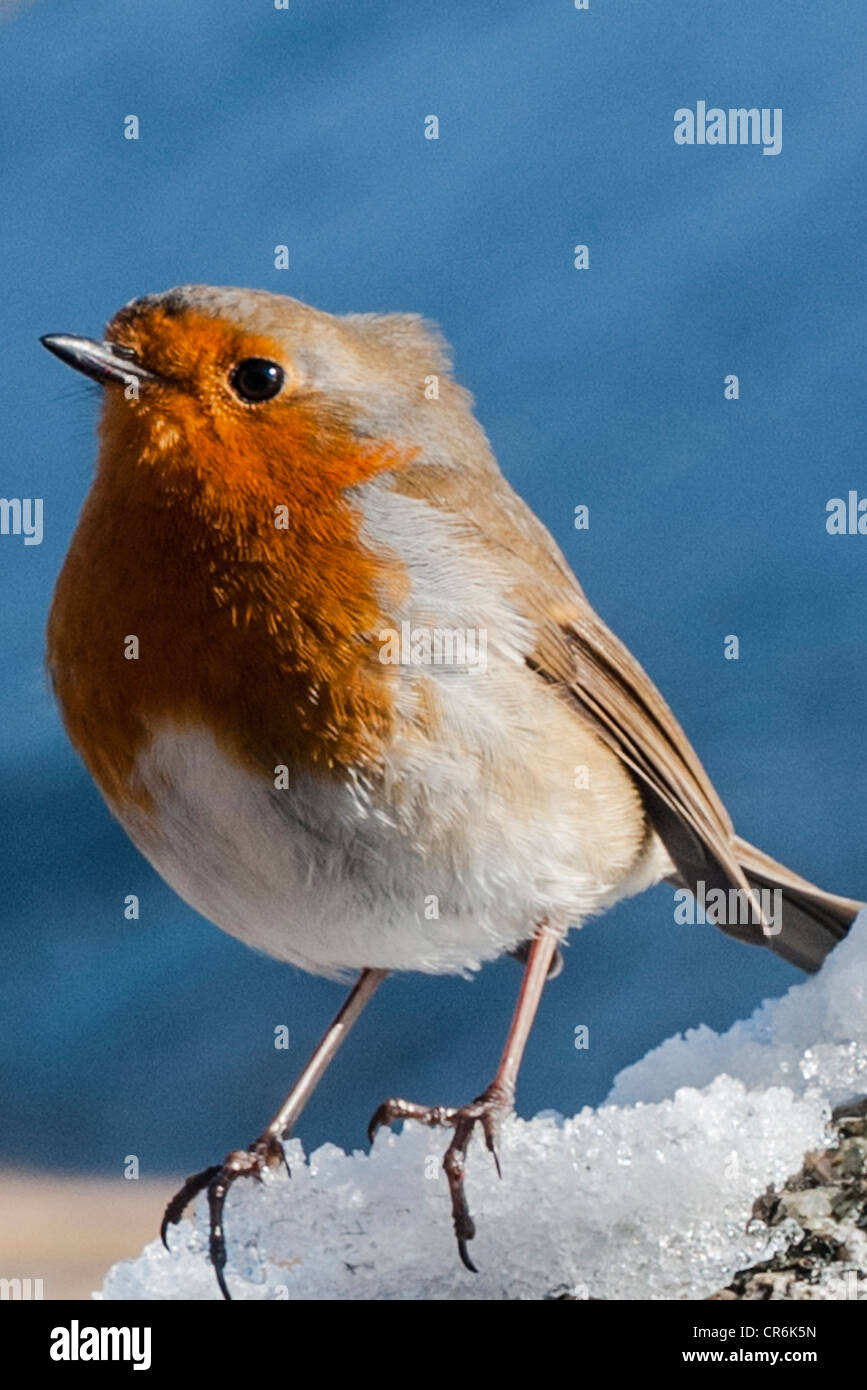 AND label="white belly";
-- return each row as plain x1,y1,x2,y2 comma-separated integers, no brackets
116,667,669,977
